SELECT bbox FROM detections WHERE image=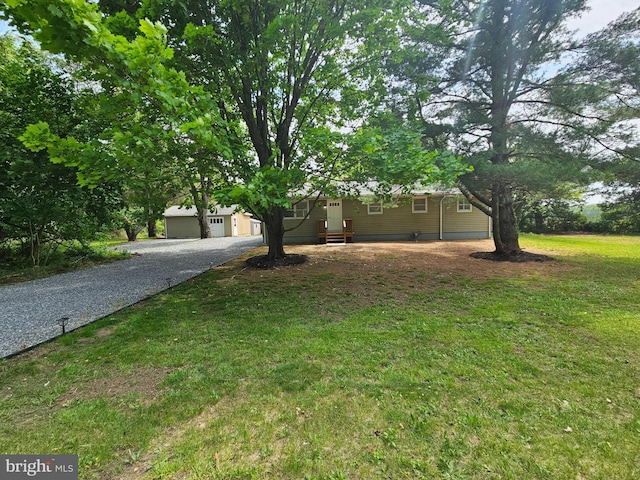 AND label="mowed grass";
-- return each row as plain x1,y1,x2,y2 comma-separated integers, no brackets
0,235,638,479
